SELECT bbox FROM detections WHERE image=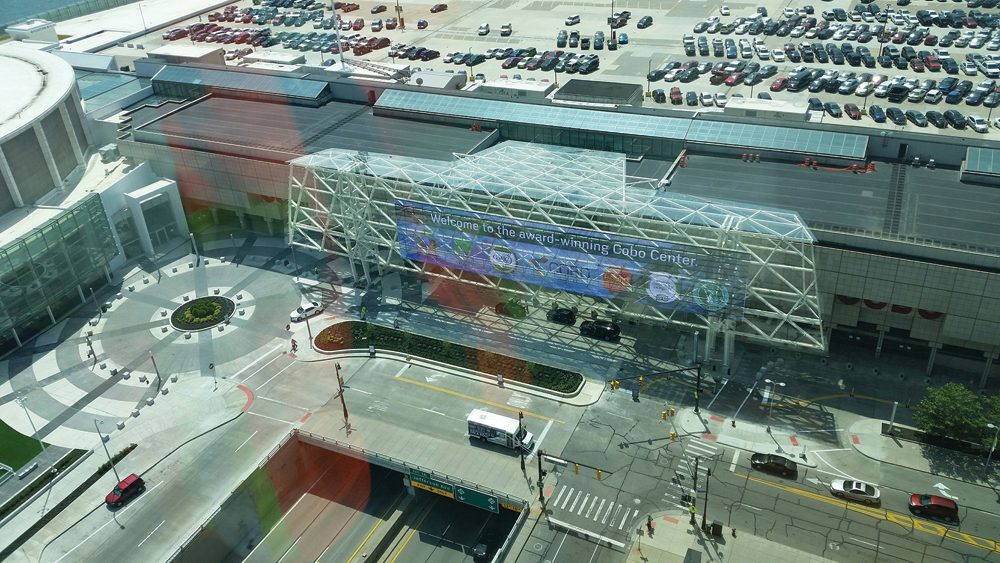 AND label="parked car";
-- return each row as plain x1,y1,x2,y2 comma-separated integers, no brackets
547,308,577,325
580,320,621,341
845,103,862,119
908,494,959,524
565,14,581,26
430,3,447,12
500,23,512,36
371,4,387,13
106,473,145,508
968,114,989,132
886,107,906,125
652,88,666,103
868,104,886,123
750,453,798,477
830,480,881,505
